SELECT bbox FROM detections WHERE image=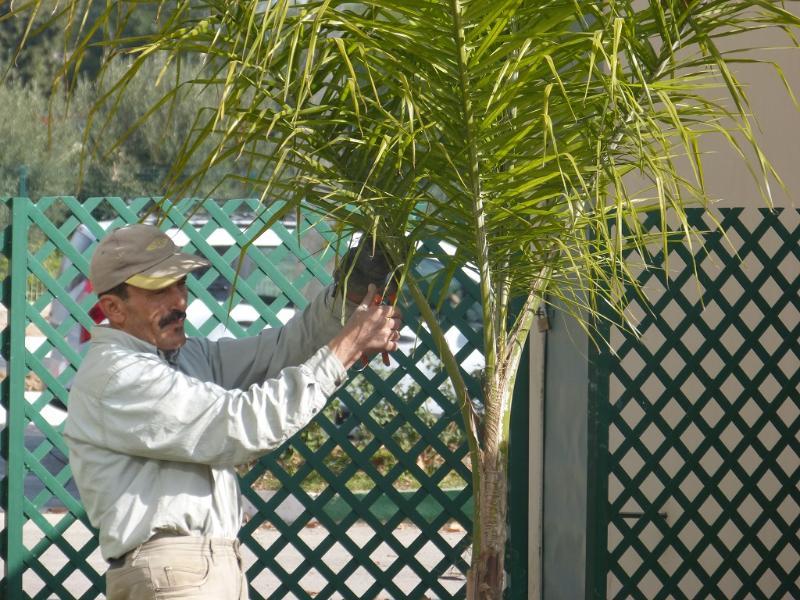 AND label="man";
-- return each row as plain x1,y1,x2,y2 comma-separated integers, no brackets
63,224,402,600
